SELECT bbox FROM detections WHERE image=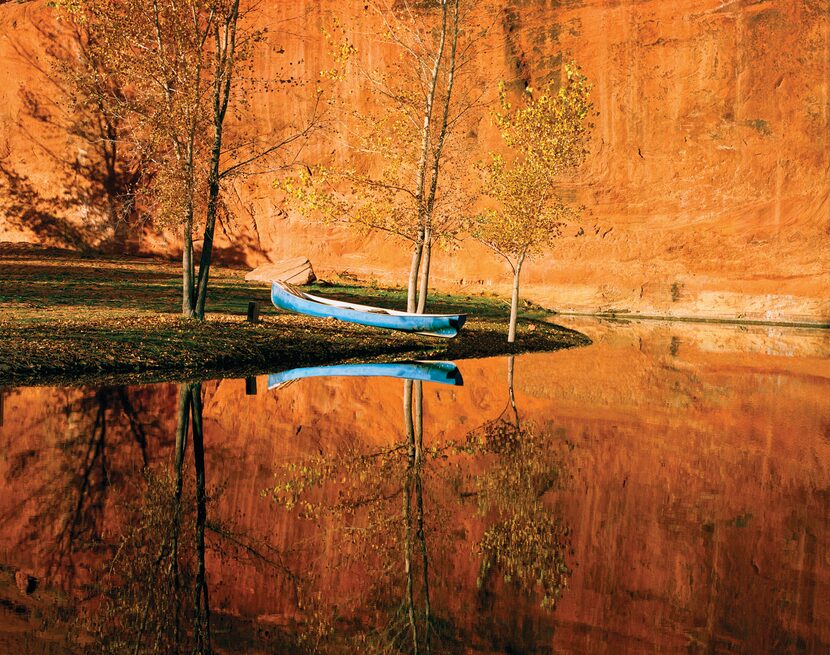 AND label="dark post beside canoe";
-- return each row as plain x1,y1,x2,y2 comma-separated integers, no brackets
247,301,261,324
245,376,257,395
